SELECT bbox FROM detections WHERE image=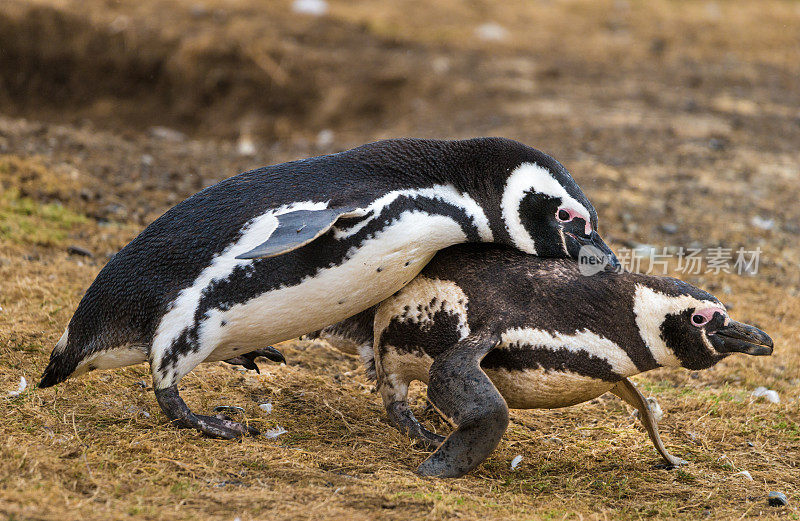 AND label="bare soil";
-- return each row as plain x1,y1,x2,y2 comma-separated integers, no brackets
1,1,799,519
